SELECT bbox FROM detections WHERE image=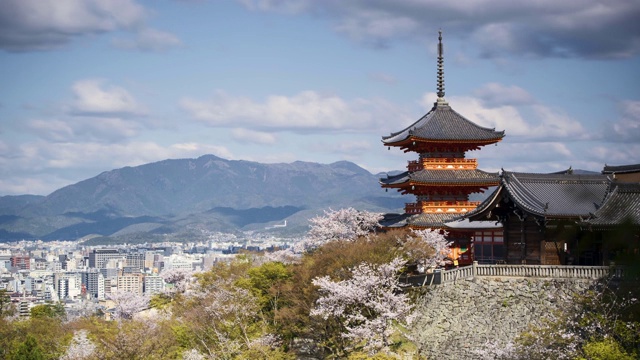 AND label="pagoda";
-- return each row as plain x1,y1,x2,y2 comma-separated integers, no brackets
380,31,505,264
